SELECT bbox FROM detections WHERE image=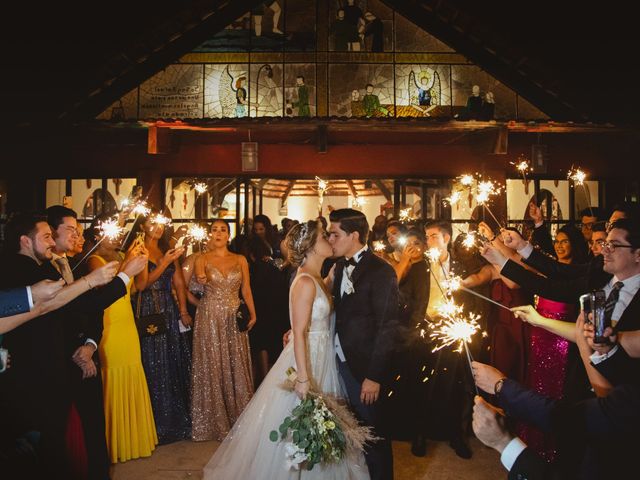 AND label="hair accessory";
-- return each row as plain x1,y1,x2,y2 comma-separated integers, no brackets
293,222,311,252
